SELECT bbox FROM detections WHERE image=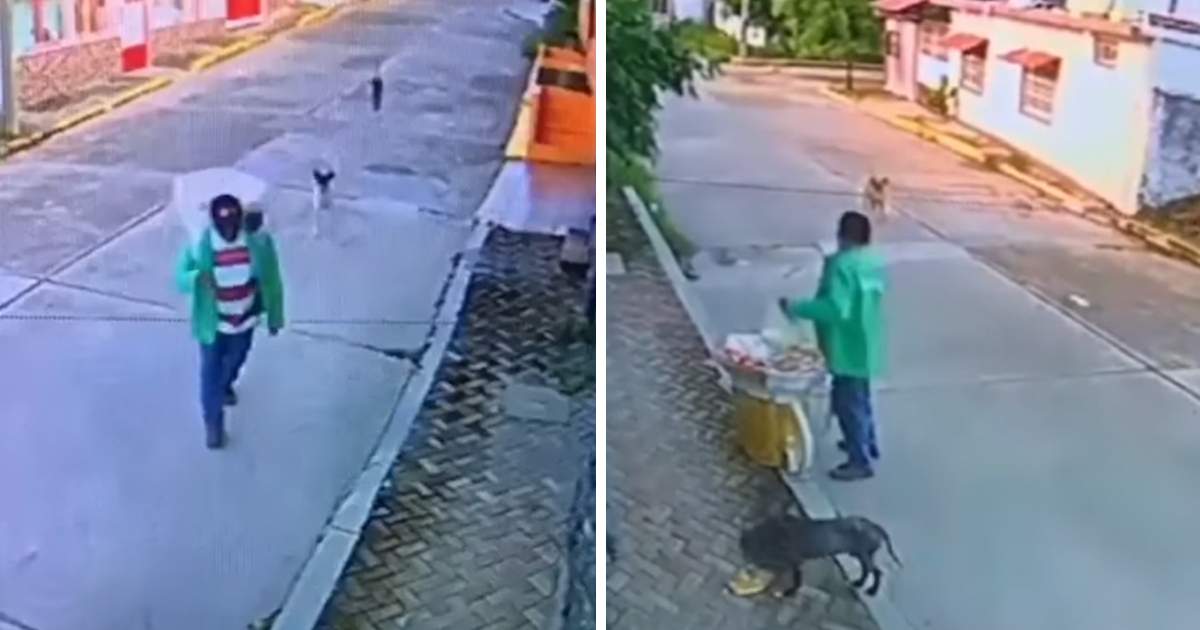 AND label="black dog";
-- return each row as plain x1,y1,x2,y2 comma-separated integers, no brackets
740,514,901,598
